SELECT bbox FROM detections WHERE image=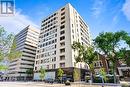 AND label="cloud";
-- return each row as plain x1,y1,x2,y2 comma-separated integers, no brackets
0,10,39,34
122,0,130,21
91,0,106,18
